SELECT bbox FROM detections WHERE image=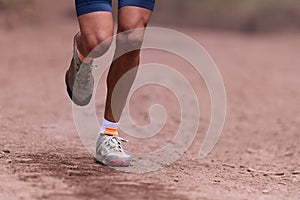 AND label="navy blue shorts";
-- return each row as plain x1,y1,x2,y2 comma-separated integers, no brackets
75,0,155,16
